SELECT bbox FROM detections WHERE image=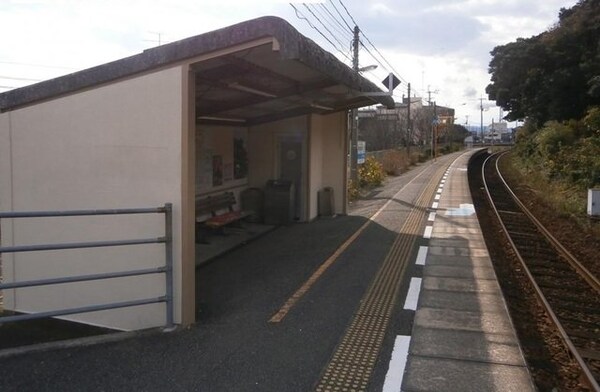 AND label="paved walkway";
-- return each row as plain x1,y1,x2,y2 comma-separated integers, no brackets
0,149,535,392
384,150,535,392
